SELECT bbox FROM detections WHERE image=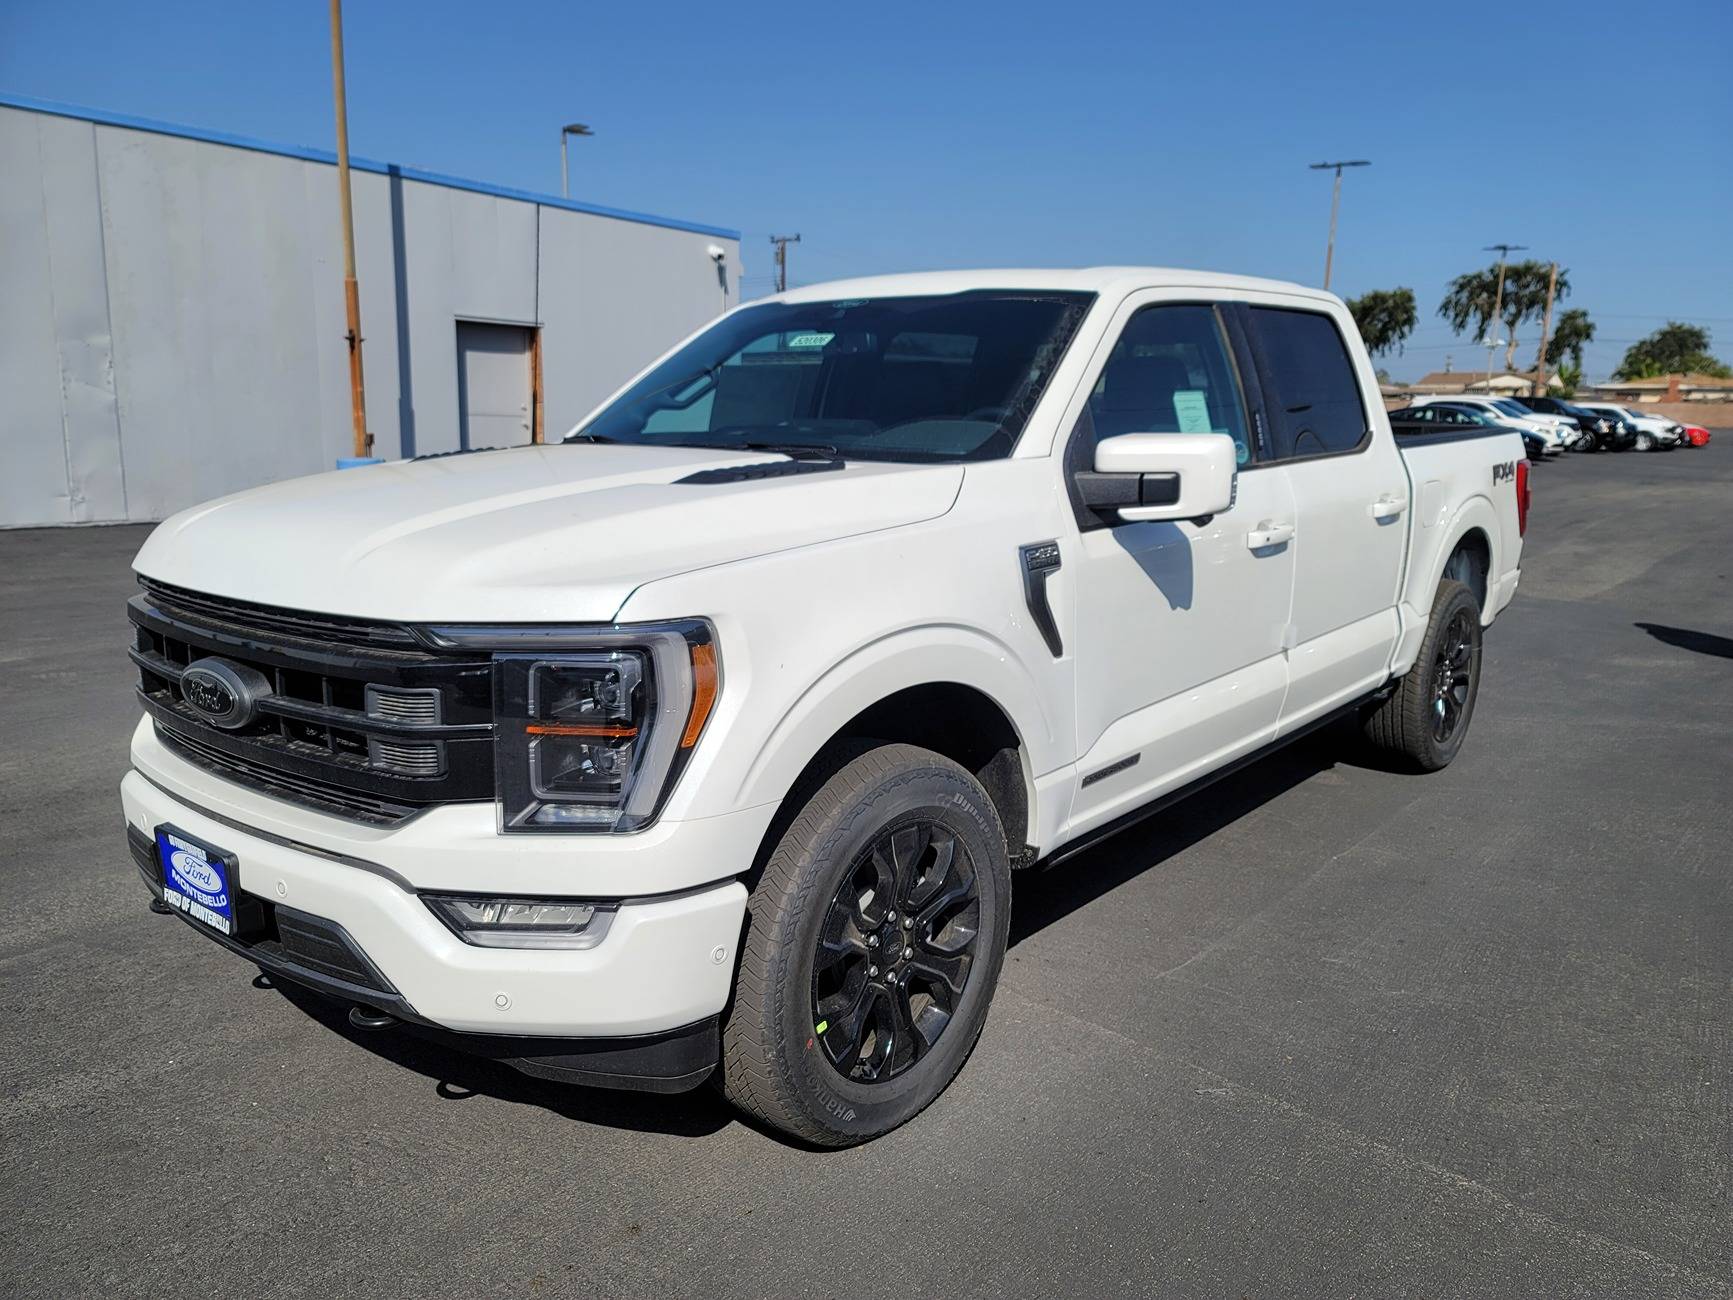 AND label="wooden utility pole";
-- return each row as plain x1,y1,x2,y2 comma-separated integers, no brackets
330,0,371,459
1531,262,1558,396
1482,242,1527,385
770,233,801,293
